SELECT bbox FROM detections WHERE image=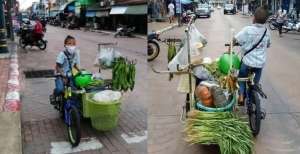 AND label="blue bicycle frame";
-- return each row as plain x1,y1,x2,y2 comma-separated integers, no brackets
64,98,81,126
